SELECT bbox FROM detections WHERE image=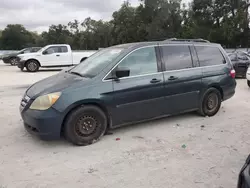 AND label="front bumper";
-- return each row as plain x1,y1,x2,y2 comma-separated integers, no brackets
238,155,250,188
17,60,26,69
20,97,64,140
2,57,10,64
